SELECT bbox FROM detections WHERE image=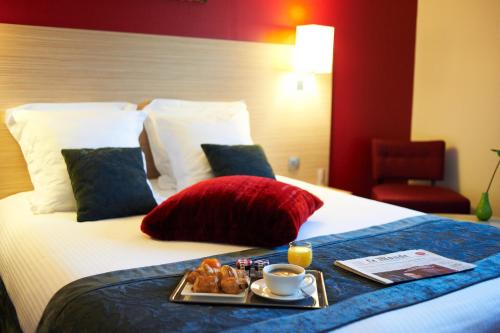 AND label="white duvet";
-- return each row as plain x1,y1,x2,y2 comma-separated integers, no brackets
0,177,499,333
